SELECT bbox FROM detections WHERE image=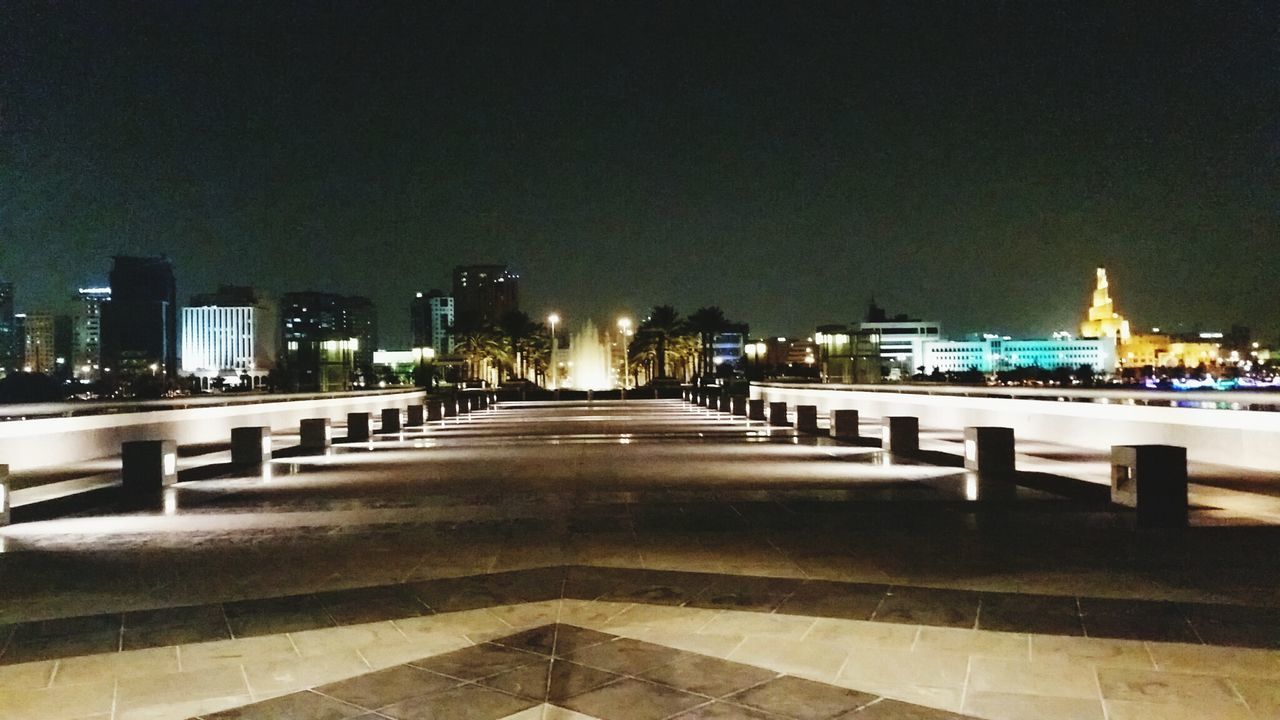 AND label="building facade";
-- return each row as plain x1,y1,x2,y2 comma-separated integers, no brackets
452,264,518,329
281,292,377,391
410,291,454,354
18,313,56,374
0,282,14,377
181,286,277,389
73,287,110,379
922,335,1117,373
100,256,178,378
